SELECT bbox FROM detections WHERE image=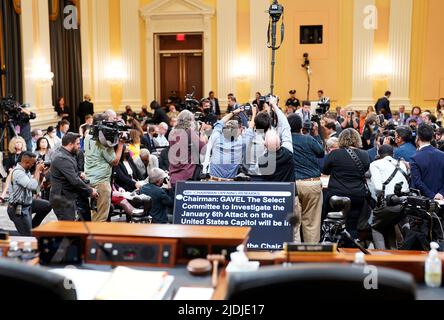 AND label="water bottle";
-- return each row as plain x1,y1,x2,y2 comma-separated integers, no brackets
21,242,38,261
352,252,367,268
6,241,22,261
425,242,442,288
